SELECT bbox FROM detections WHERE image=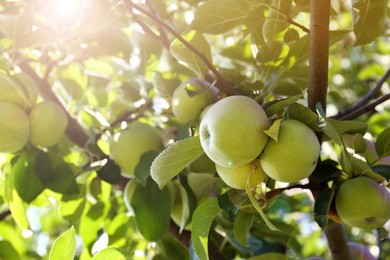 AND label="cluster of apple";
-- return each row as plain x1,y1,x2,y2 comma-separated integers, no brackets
0,74,68,153
198,95,321,189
